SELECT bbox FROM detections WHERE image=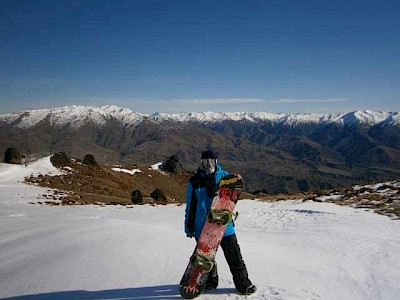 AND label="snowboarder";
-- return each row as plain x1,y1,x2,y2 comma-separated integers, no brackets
184,150,256,295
